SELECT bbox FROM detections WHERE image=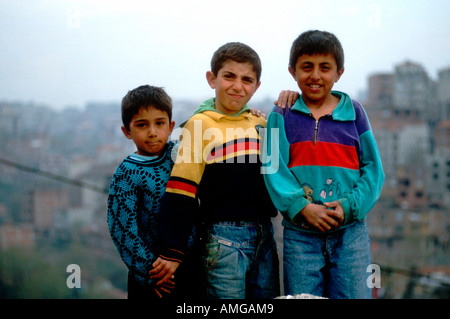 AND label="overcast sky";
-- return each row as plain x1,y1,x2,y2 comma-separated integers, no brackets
1,0,449,110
